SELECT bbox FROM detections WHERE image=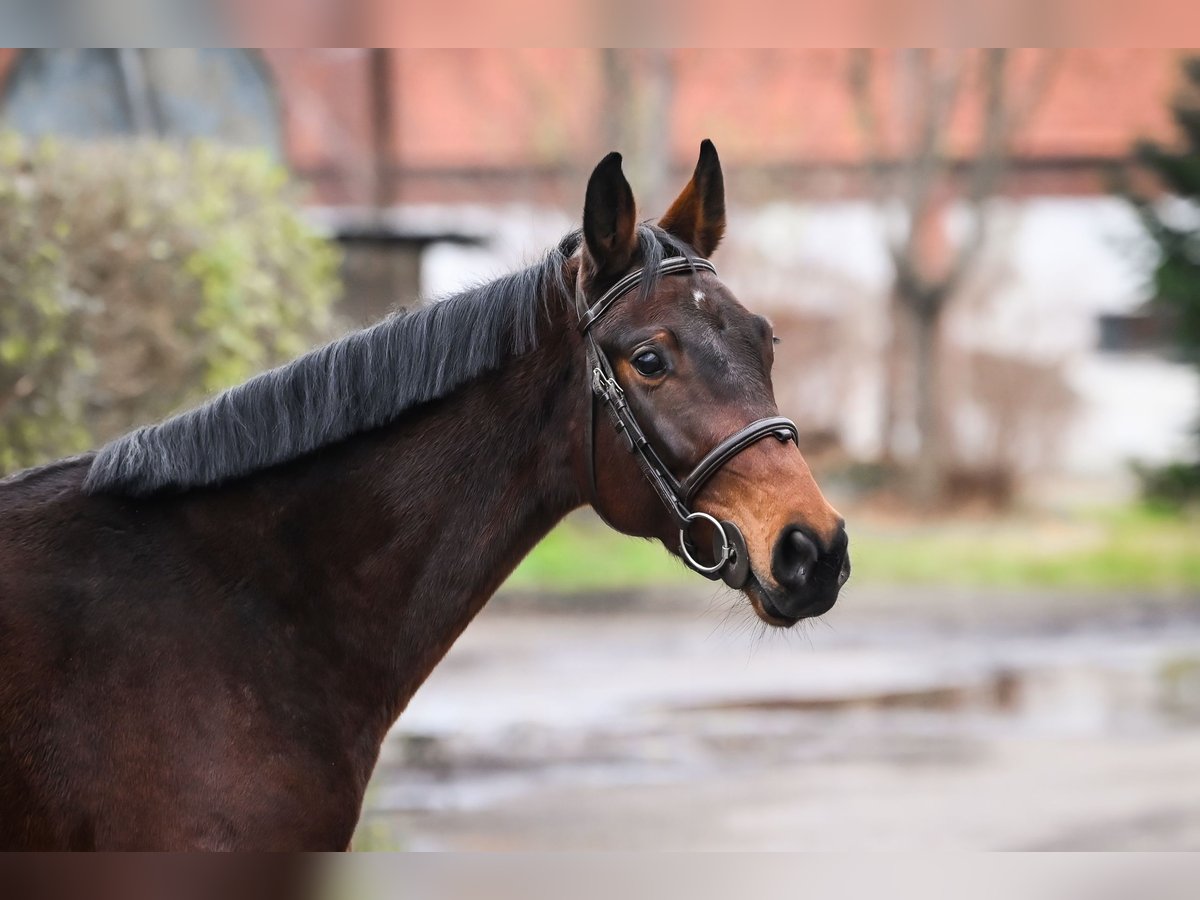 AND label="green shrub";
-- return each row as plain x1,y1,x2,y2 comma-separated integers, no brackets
0,134,341,474
1125,57,1200,507
1133,460,1200,512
